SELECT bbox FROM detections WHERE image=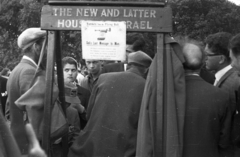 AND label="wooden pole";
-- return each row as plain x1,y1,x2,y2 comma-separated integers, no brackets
55,30,69,156
156,34,165,156
42,31,56,156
